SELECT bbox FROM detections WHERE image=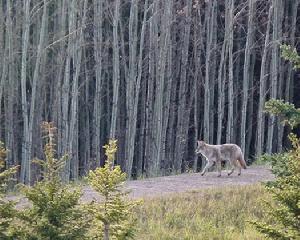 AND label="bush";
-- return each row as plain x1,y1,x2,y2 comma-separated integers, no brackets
257,153,290,178
0,141,18,240
251,134,300,239
87,139,140,240
251,47,300,239
10,122,89,240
